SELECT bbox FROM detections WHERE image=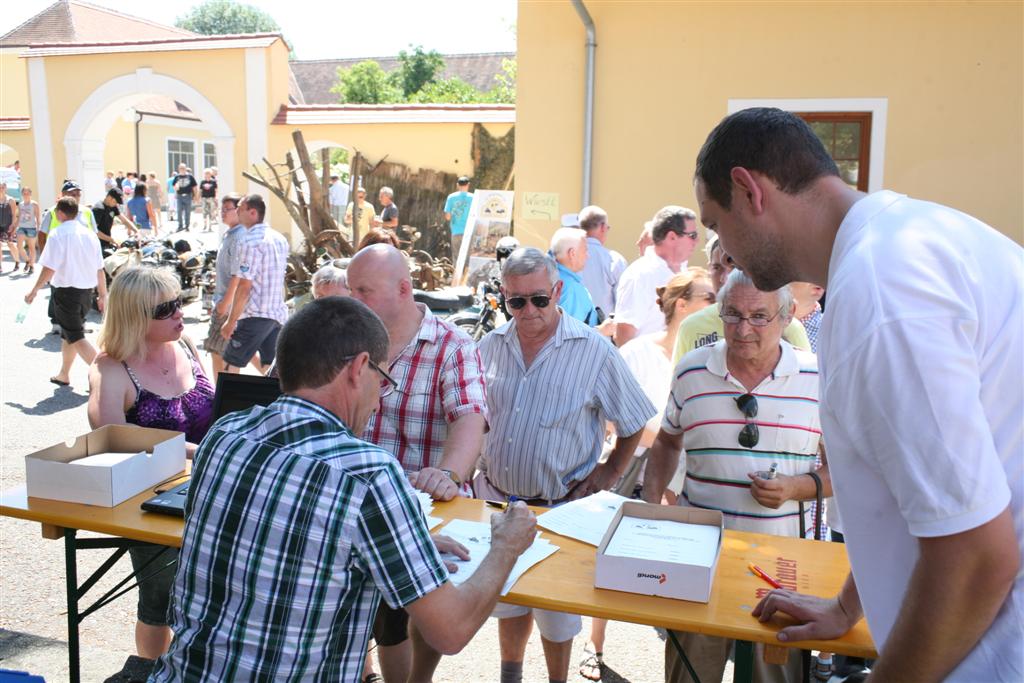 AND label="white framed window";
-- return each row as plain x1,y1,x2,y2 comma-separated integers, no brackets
166,138,197,177
203,142,216,171
727,98,887,192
